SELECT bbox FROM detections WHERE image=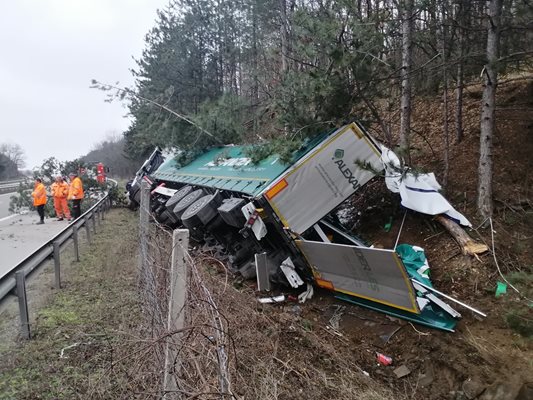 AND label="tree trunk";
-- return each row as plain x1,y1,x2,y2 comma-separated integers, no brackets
441,2,449,190
251,0,259,135
455,0,465,143
435,215,489,256
399,0,414,163
477,0,503,220
279,0,289,74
